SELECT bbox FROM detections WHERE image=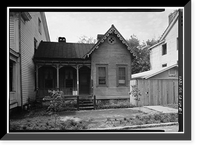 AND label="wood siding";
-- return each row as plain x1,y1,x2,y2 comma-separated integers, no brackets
130,68,178,106
150,19,178,70
20,12,49,104
91,33,132,99
130,79,178,106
